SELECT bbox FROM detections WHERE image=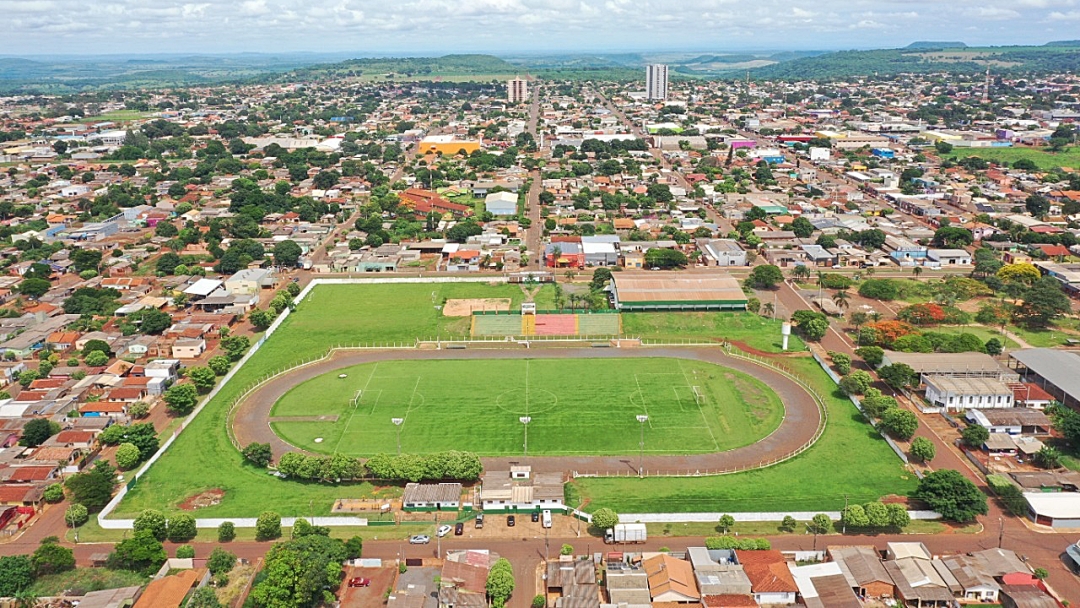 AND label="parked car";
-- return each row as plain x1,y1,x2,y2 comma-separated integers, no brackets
409,535,430,544
436,524,452,537
475,514,484,529
507,515,516,527
348,577,371,588
454,522,464,536
531,511,540,523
